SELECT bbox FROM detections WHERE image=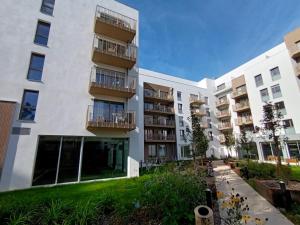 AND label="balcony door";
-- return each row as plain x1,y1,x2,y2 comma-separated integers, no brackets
93,100,124,122
96,68,125,88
